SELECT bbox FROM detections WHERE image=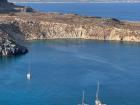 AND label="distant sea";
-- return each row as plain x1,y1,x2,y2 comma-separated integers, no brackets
17,3,140,21
0,3,140,105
